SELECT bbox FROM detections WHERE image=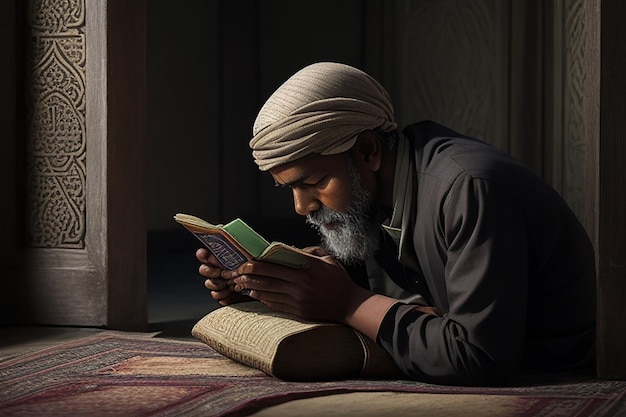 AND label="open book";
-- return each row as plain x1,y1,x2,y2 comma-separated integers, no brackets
192,301,402,381
174,213,310,270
